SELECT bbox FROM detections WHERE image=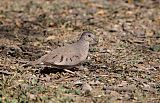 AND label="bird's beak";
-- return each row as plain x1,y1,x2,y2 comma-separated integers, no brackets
92,37,98,45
